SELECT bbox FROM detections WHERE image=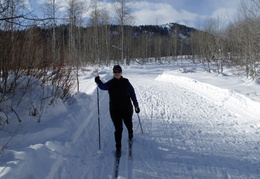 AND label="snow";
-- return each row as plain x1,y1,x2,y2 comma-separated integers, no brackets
0,60,260,179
